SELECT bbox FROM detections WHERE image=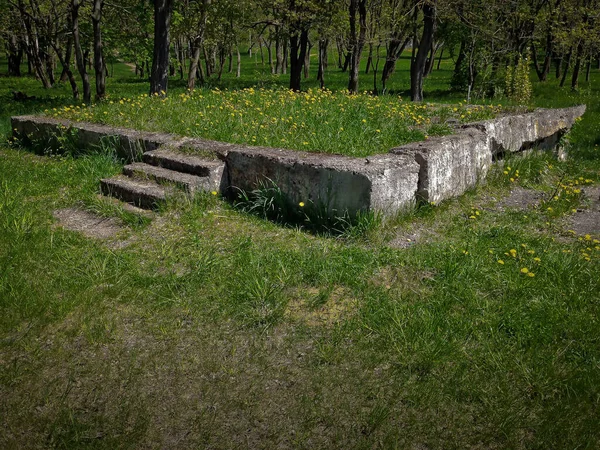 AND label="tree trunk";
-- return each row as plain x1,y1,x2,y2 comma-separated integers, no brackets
411,2,436,102
585,56,591,82
17,0,51,88
7,34,23,76
51,40,79,100
275,29,284,74
342,52,351,72
259,38,264,66
336,39,344,69
453,40,466,80
559,49,572,88
188,42,202,90
44,48,56,86
365,43,373,74
217,46,226,81
303,40,312,79
282,40,288,74
423,40,436,77
373,43,381,94
289,29,308,91
186,0,209,89
72,0,91,103
92,0,106,100
348,0,367,93
236,45,241,77
571,43,583,90
381,36,410,92
317,38,328,88
436,47,443,70
150,0,174,96
203,46,212,77
59,37,73,82
540,29,552,81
